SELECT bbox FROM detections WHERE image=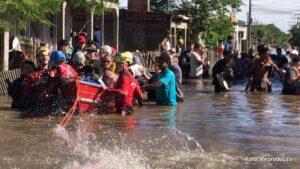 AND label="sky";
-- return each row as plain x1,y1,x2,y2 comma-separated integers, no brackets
119,0,300,33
